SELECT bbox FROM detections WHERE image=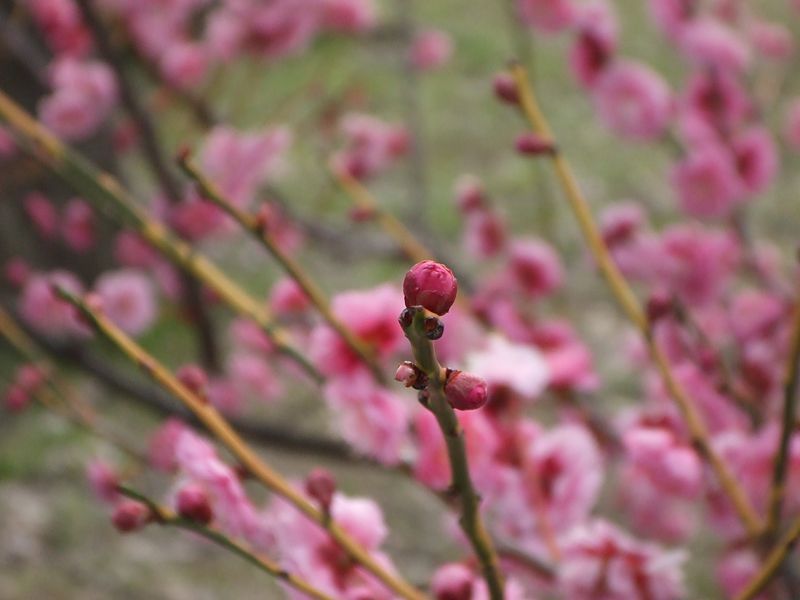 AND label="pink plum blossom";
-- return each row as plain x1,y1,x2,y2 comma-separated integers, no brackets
507,238,564,298
321,0,377,32
410,29,453,71
39,58,118,140
465,334,550,401
679,19,751,73
62,198,96,253
23,193,58,240
593,61,673,141
749,21,794,61
159,41,208,90
558,519,687,600
518,0,578,34
94,270,157,336
732,127,778,195
568,1,618,89
19,270,89,339
331,113,409,180
670,144,744,219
